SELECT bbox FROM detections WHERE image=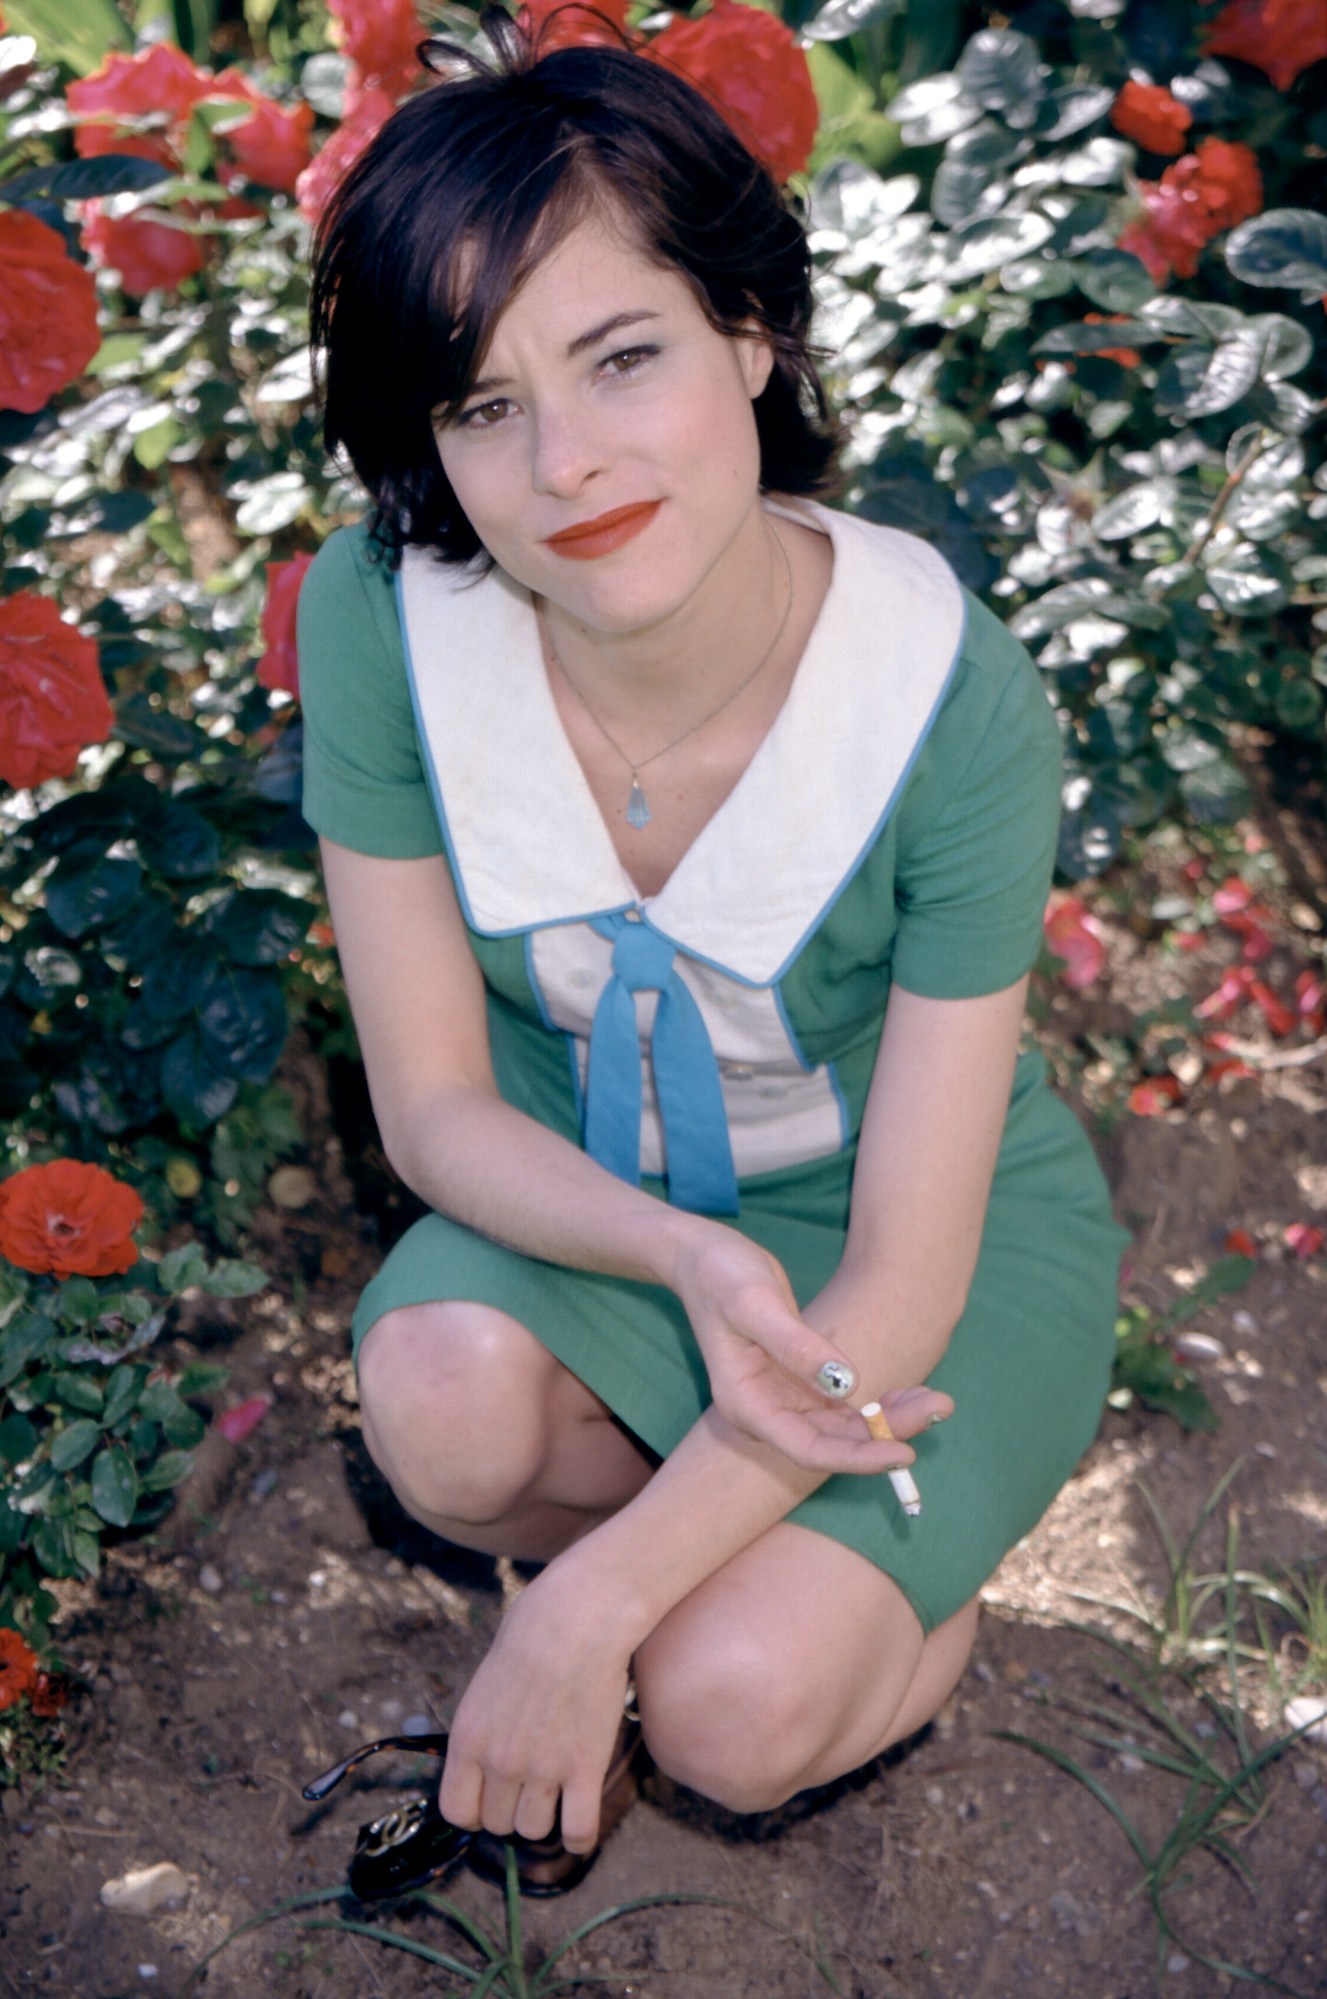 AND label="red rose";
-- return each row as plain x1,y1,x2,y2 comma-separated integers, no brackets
327,0,424,97
296,85,396,224
258,553,314,699
0,1160,143,1279
81,199,211,295
0,592,111,790
67,42,213,168
1109,80,1193,155
0,210,100,416
519,0,631,51
1201,0,1327,91
648,0,819,184
0,1630,38,1713
1117,137,1262,283
219,89,315,194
